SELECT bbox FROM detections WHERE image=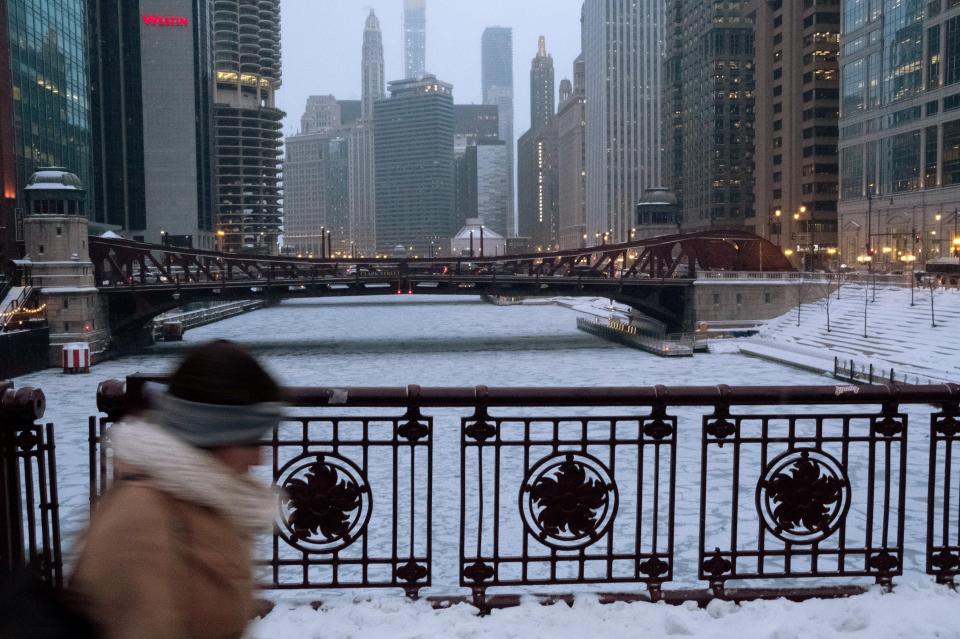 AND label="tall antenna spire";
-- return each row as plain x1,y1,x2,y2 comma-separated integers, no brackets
538,35,547,57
